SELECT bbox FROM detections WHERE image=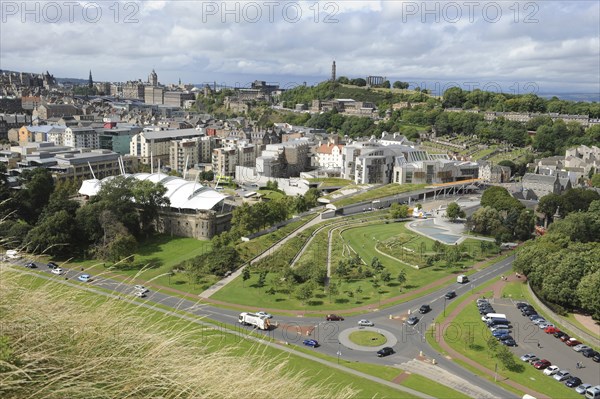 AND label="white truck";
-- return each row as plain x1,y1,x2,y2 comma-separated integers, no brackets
457,274,469,284
238,312,271,330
